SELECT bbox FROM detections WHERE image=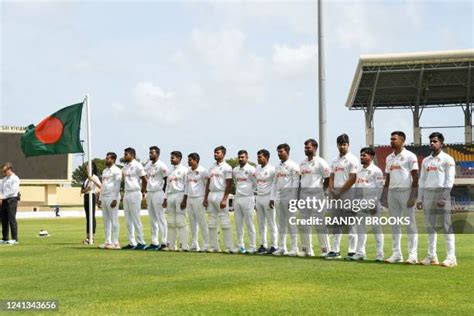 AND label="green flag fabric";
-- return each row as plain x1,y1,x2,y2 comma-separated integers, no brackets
21,102,84,157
